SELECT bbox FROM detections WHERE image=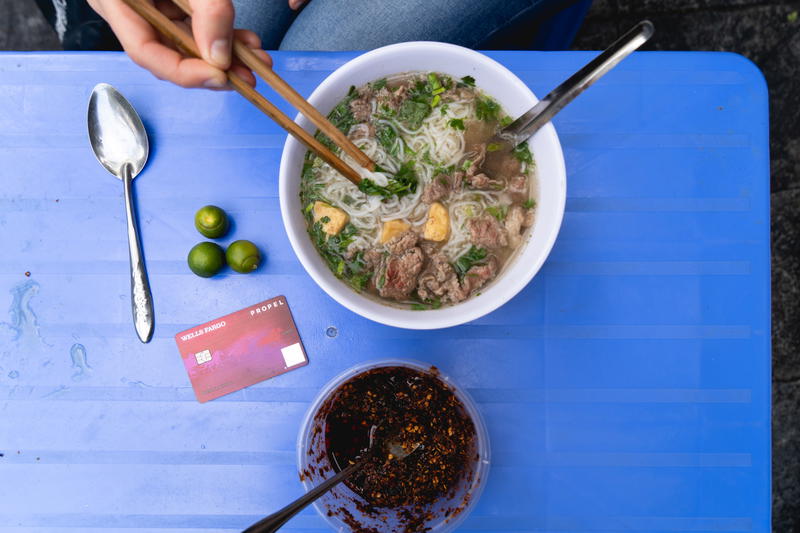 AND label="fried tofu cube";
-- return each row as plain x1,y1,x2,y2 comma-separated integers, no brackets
313,201,349,236
423,202,449,241
380,219,411,244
